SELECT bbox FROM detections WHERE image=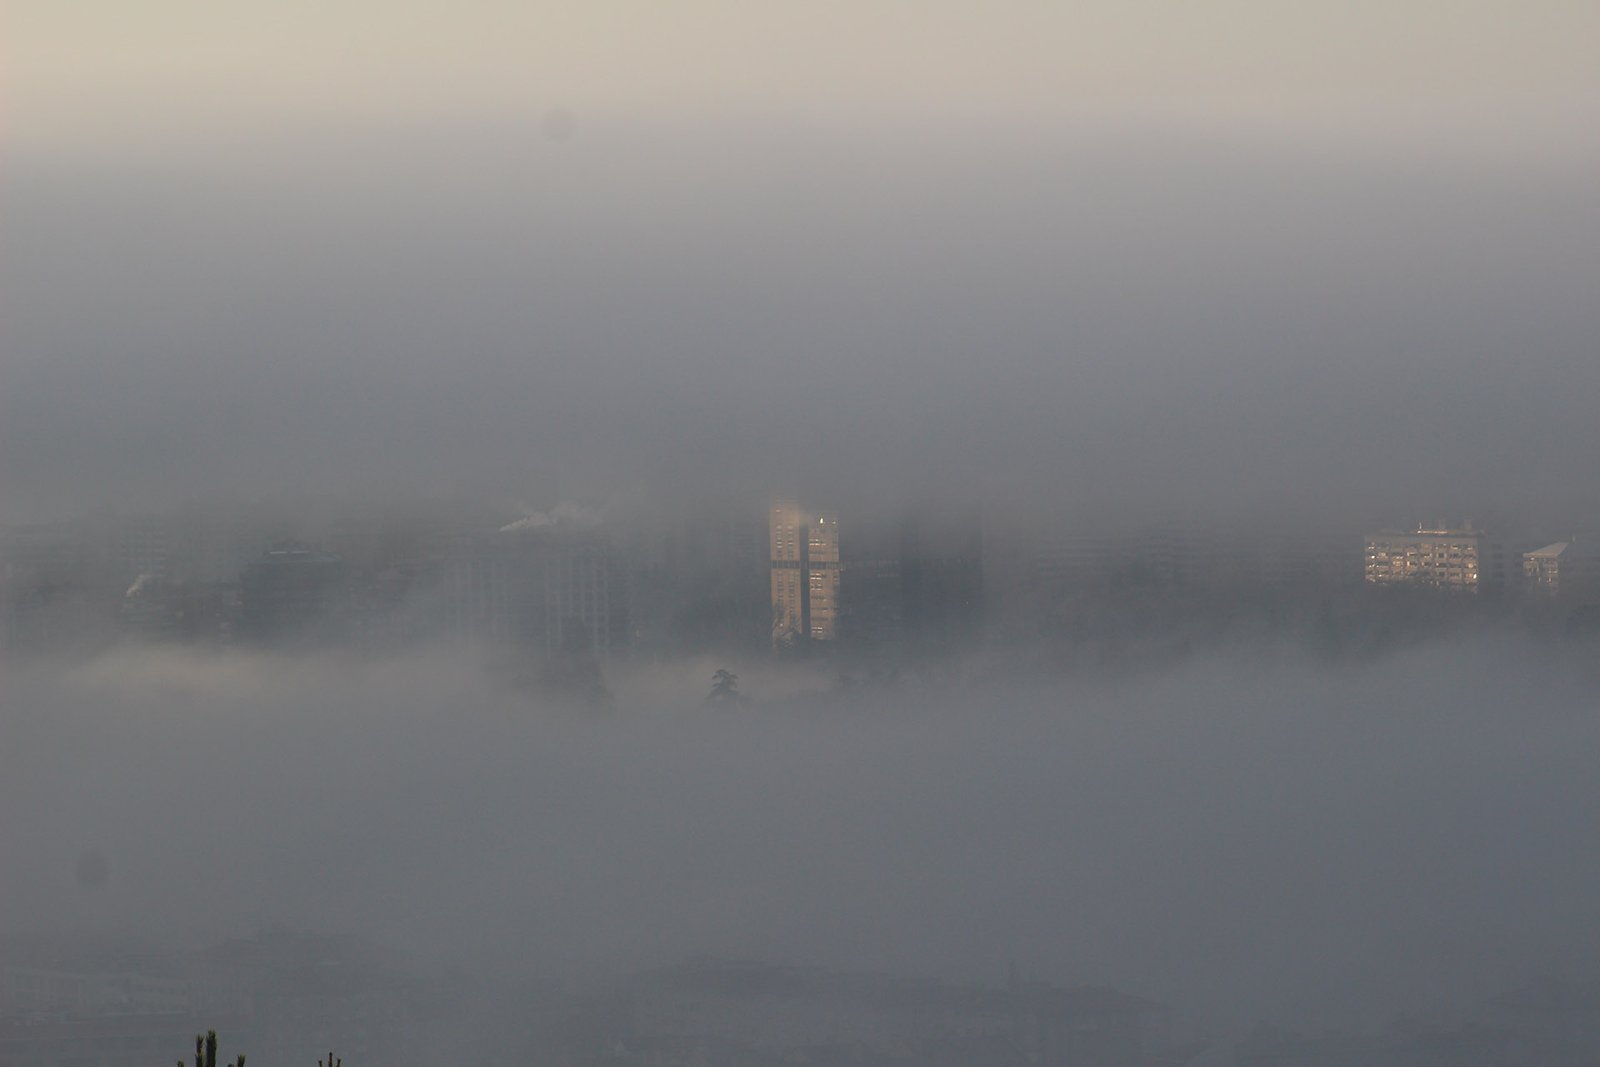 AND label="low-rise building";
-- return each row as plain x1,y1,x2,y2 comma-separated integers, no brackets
1523,539,1600,600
